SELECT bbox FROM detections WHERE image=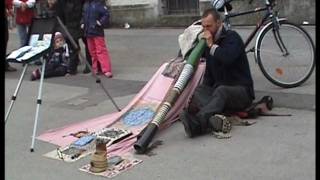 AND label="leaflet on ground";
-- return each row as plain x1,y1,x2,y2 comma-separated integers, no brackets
6,34,52,62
